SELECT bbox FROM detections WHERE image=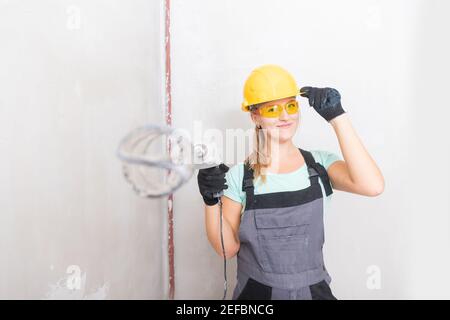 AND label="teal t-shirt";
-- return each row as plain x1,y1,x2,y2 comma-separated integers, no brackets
223,150,342,215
